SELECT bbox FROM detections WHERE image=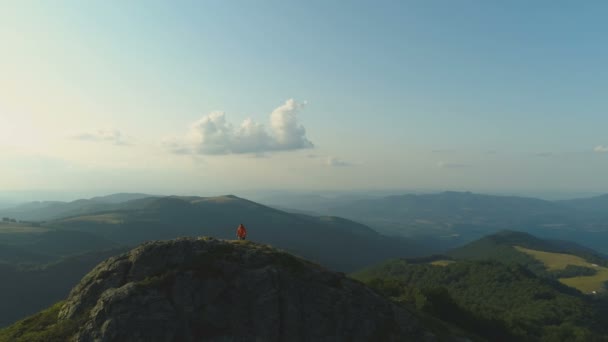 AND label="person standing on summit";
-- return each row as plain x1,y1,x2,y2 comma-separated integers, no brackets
236,224,247,240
